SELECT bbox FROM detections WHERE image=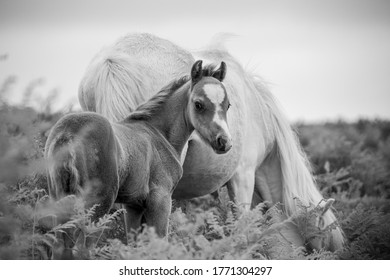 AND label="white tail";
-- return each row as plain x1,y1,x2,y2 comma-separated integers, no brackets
78,51,151,122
